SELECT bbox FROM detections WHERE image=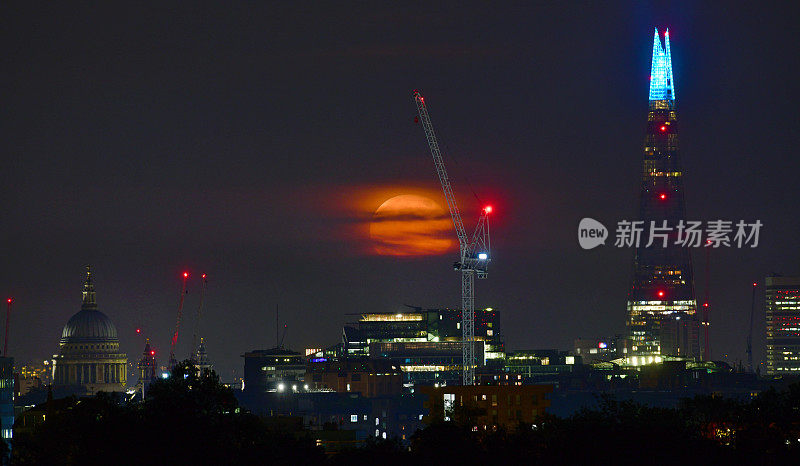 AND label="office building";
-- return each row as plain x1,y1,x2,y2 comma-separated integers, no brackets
765,275,800,375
